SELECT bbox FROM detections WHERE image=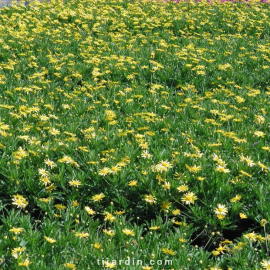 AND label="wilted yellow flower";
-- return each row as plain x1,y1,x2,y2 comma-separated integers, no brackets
261,219,268,226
